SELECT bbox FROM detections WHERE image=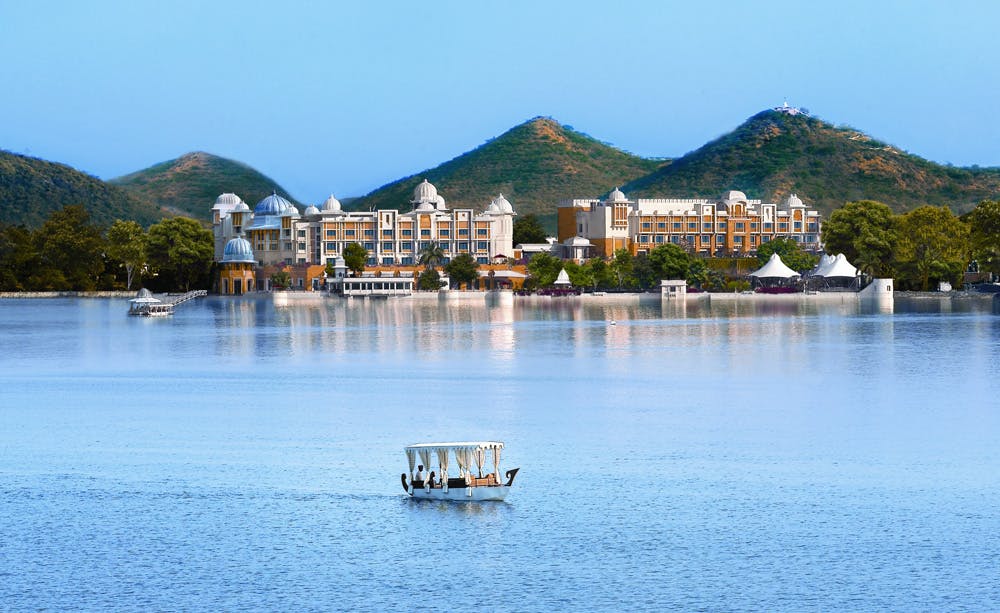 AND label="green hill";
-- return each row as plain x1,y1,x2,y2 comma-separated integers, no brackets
624,110,1000,216
355,117,666,228
112,151,297,221
0,150,163,229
